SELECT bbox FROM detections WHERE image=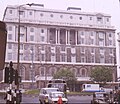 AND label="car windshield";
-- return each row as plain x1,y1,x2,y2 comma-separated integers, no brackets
50,93,65,98
46,89,59,94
